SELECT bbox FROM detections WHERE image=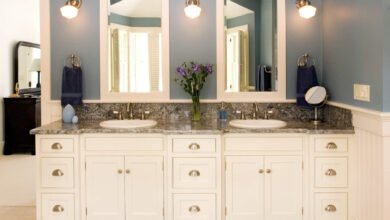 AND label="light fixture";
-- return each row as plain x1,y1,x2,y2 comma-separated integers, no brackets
296,0,317,19
61,0,82,19
185,0,201,19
